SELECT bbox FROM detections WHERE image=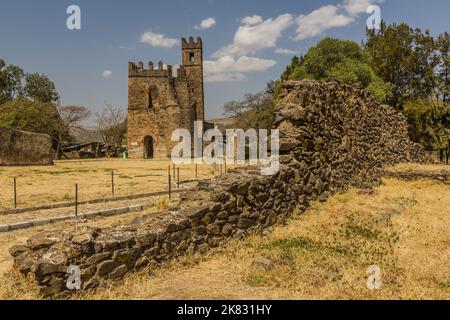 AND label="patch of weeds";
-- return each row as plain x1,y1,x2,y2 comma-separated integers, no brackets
386,196,418,209
246,273,268,287
264,236,318,251
262,236,354,262
344,224,381,240
437,281,450,289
